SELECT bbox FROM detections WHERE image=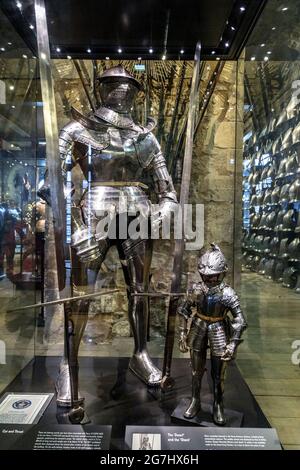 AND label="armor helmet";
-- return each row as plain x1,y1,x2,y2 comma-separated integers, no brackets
267,164,276,179
276,109,287,128
252,169,261,185
292,121,300,145
281,128,293,151
285,152,299,176
282,266,298,288
265,258,275,279
272,137,282,155
279,183,291,204
262,188,272,207
97,65,142,114
271,185,281,205
259,126,267,139
198,243,228,287
261,165,269,181
272,260,284,282
264,139,273,154
288,237,300,262
289,177,300,202
267,117,276,134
